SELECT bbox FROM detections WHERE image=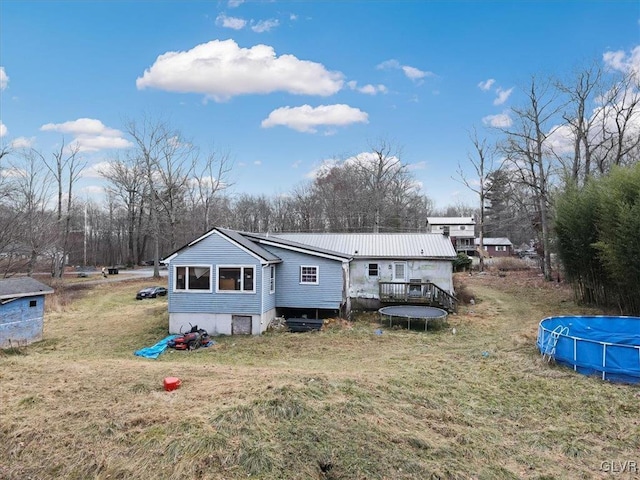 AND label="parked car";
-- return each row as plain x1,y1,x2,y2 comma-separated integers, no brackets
136,286,168,300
